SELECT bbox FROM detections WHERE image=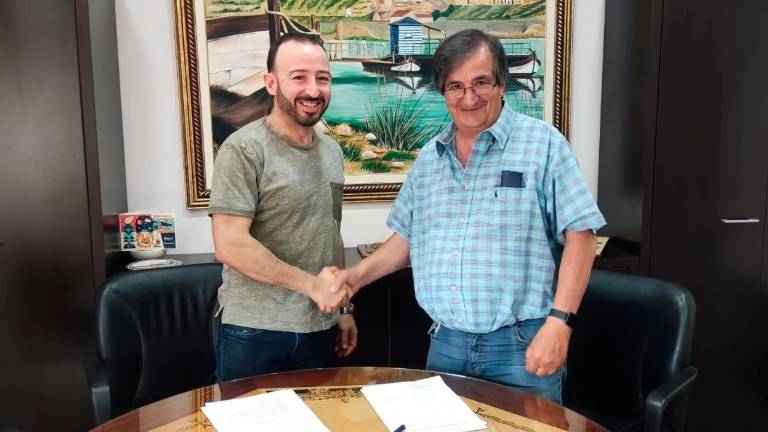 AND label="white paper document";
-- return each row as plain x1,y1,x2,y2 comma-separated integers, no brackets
201,389,330,432
361,376,487,432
